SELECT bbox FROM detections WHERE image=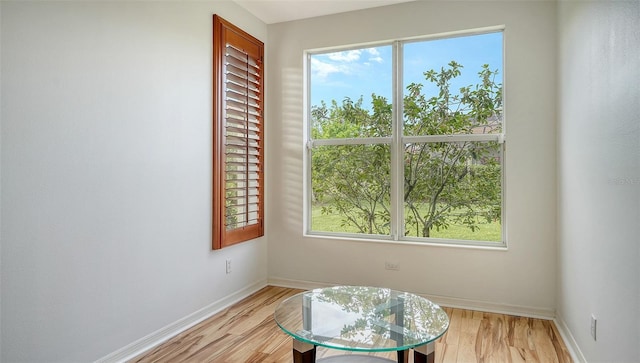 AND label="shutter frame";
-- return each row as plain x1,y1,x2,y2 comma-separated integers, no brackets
213,15,264,250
